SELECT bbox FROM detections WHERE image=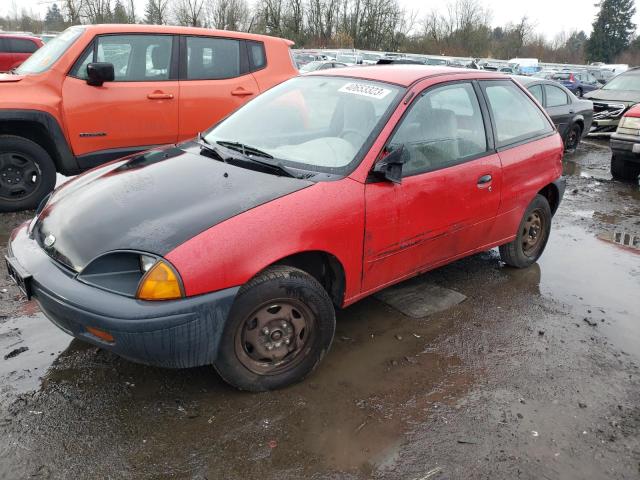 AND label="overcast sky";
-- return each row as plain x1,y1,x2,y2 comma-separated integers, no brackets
5,0,640,41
